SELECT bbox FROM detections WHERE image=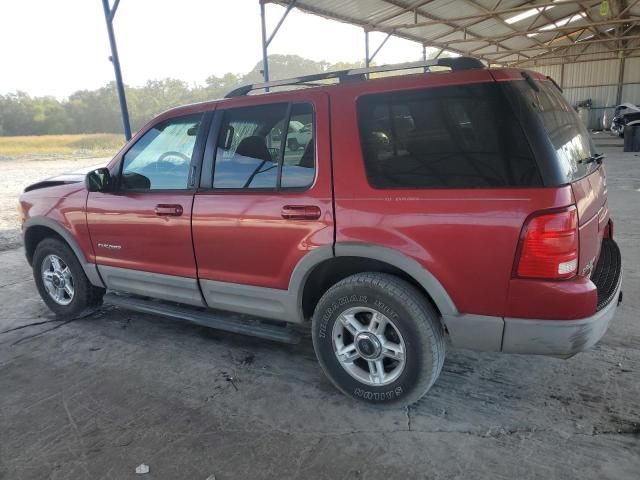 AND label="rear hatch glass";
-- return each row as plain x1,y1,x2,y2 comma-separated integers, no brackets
510,78,599,183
